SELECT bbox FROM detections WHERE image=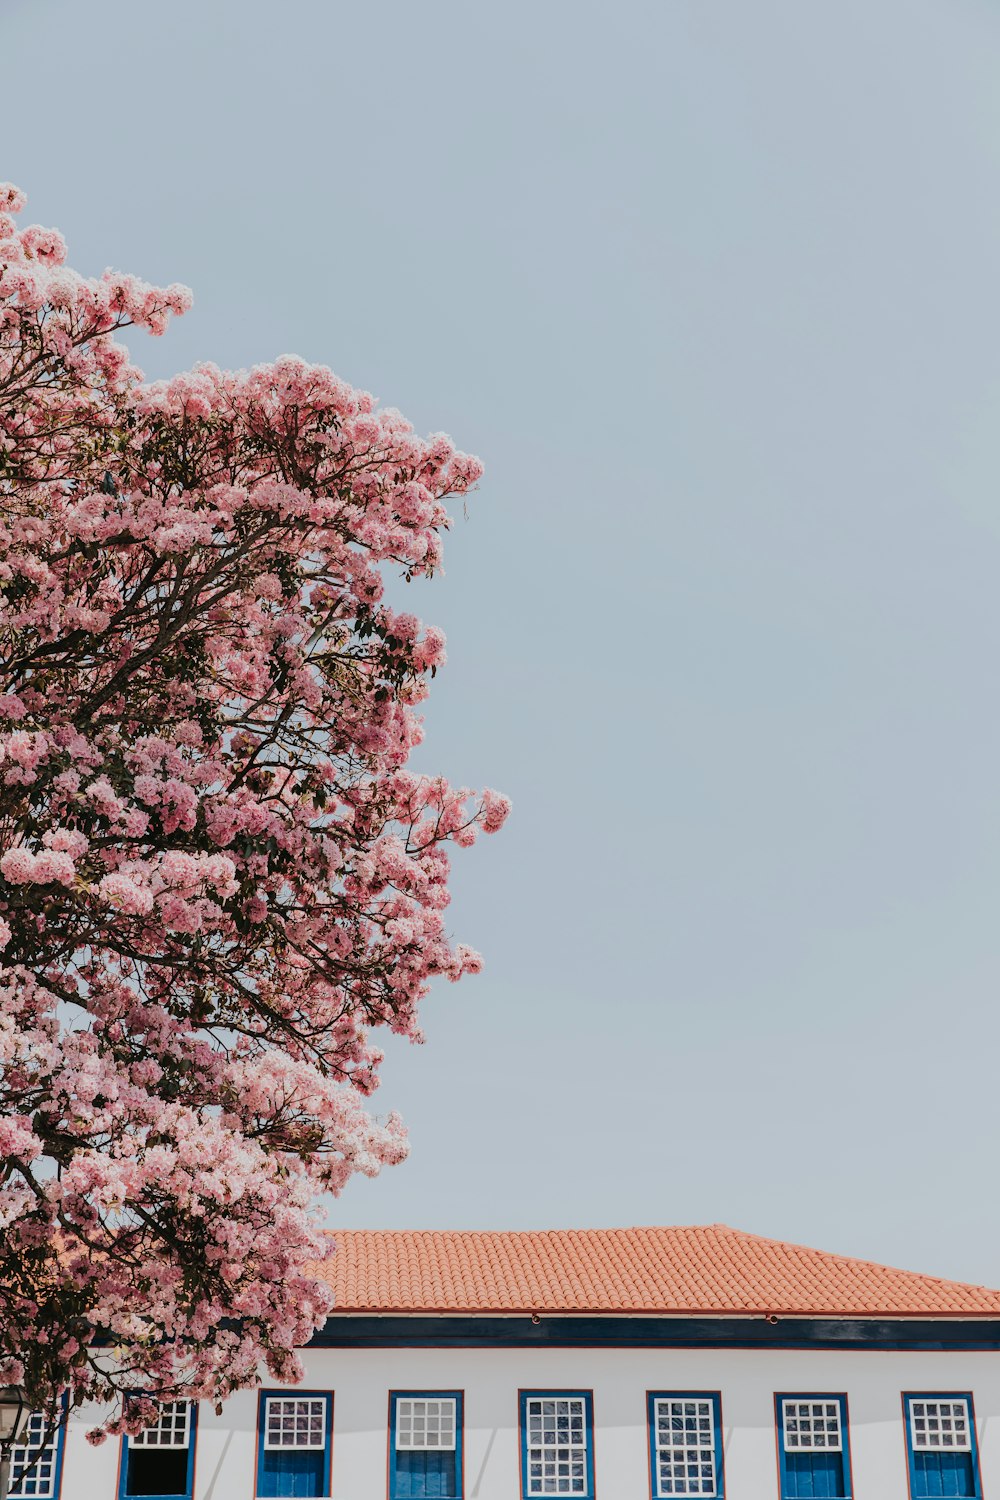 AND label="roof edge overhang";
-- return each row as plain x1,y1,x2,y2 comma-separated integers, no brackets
309,1311,1000,1352
324,1307,1000,1320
